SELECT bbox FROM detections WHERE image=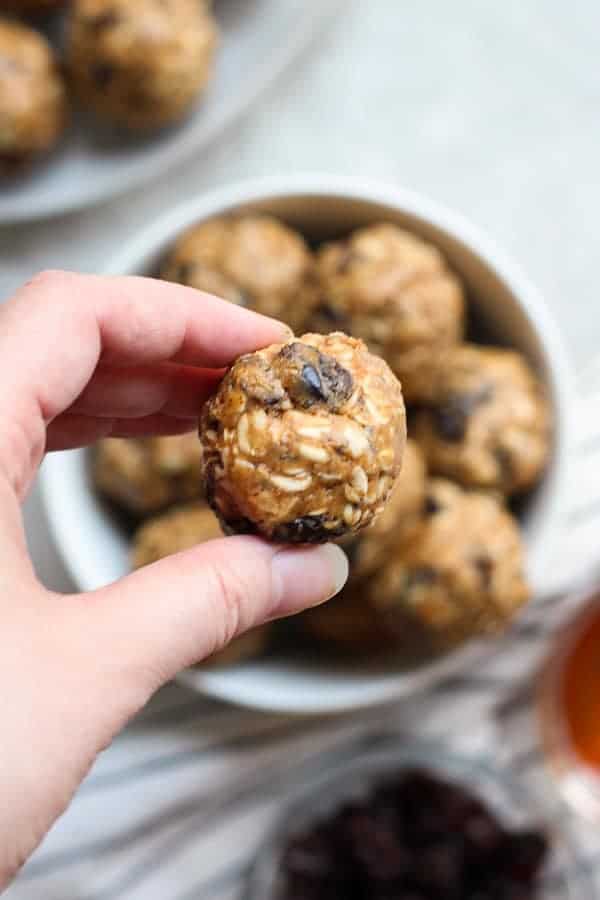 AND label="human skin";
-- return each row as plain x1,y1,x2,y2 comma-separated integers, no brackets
0,271,348,888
